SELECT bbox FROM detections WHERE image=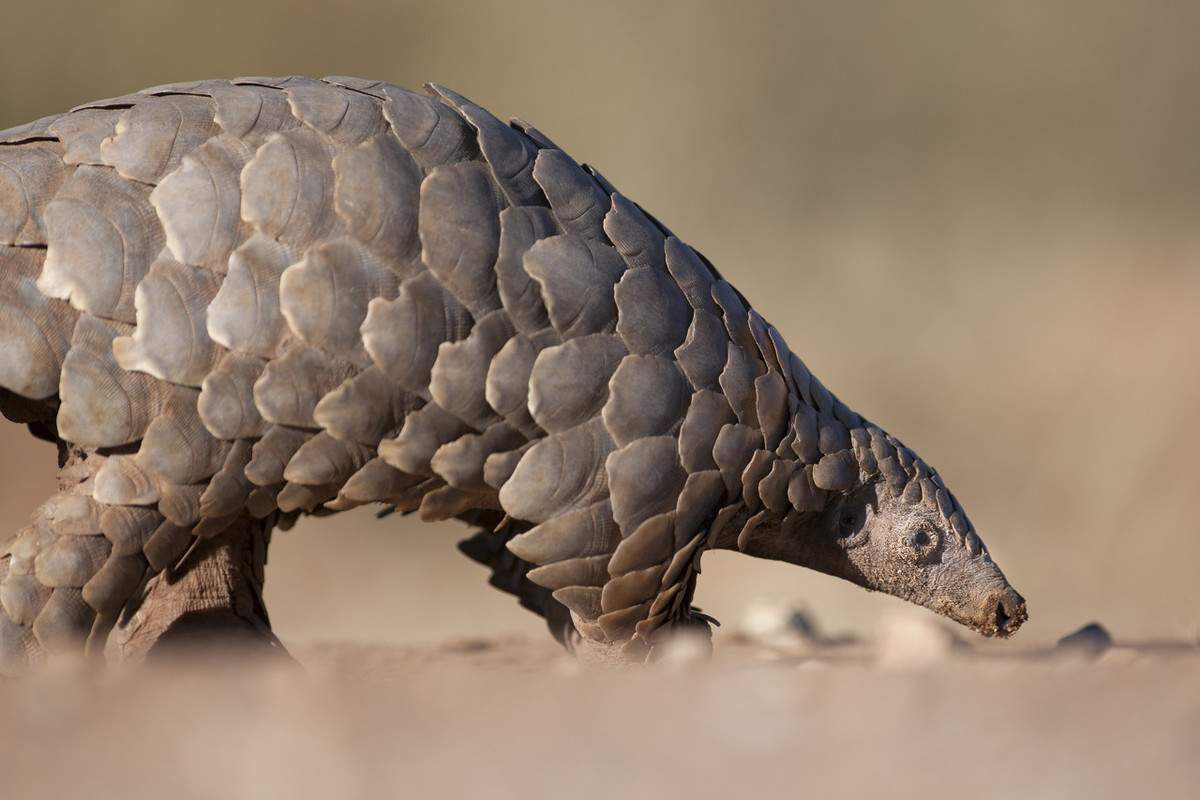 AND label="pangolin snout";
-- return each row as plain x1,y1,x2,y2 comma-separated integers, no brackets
979,587,1027,638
